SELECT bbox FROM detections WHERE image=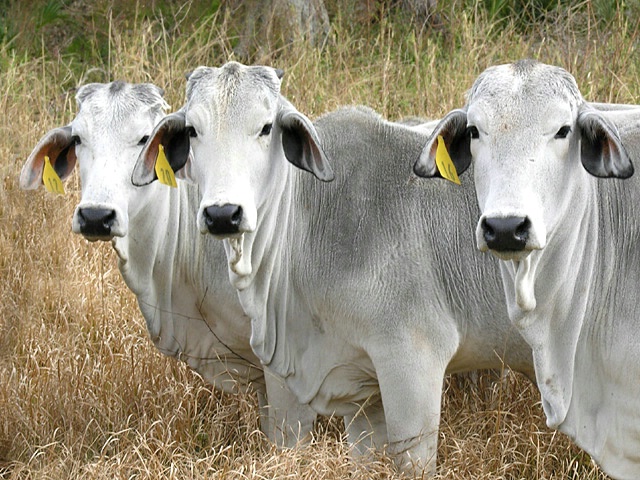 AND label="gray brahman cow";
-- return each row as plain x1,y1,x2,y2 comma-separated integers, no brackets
20,81,316,446
131,61,533,477
414,59,640,479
